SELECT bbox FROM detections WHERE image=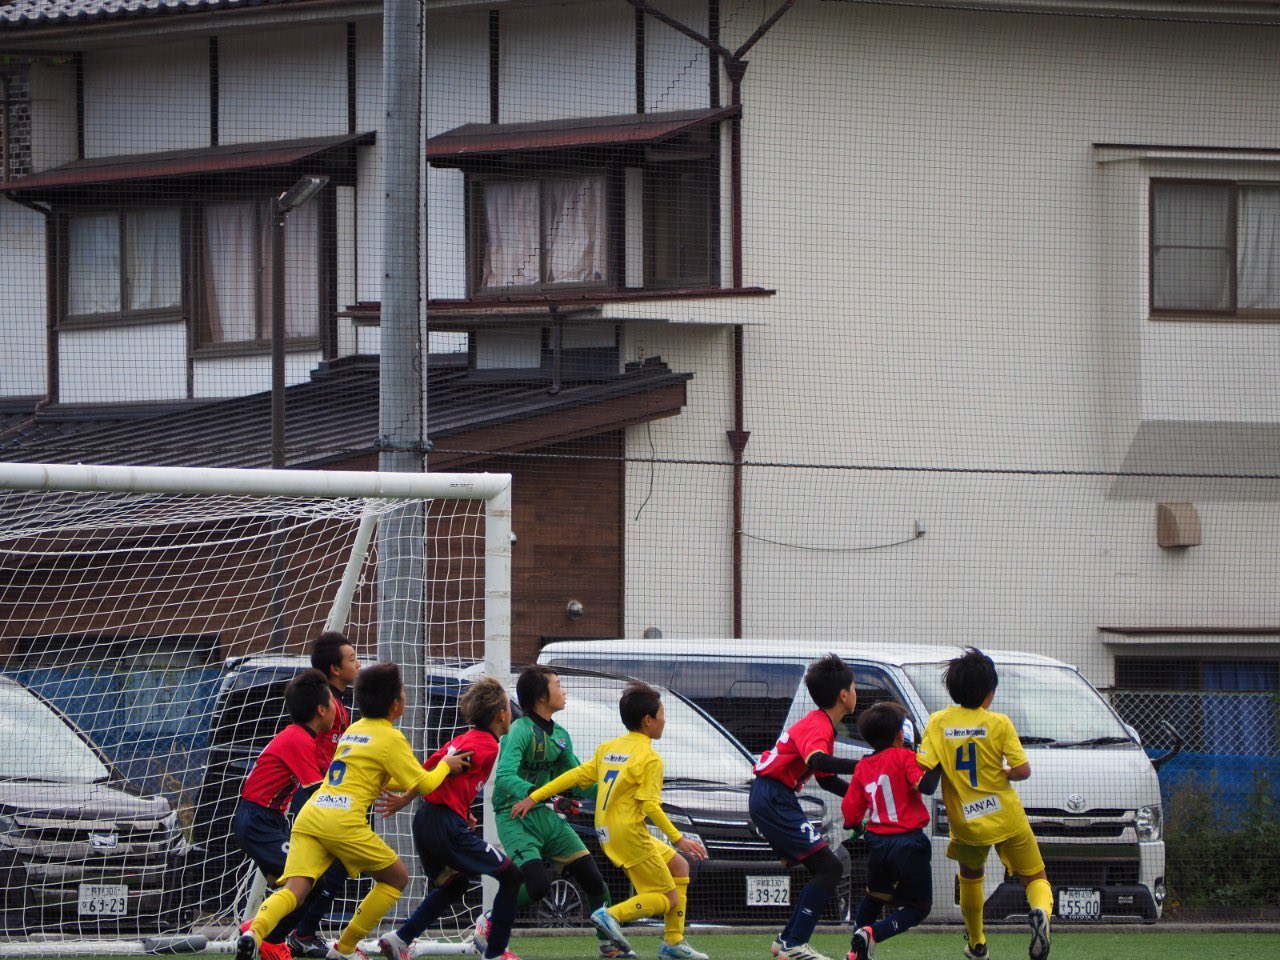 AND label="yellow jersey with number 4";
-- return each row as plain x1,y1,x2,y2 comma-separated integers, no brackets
917,705,1029,845
529,730,682,869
